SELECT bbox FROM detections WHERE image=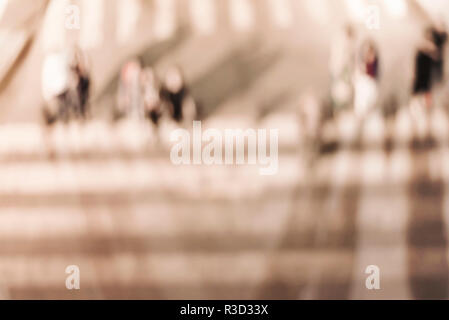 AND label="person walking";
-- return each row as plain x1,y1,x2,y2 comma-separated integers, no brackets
117,58,144,120
354,39,380,118
141,67,163,126
160,65,196,124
